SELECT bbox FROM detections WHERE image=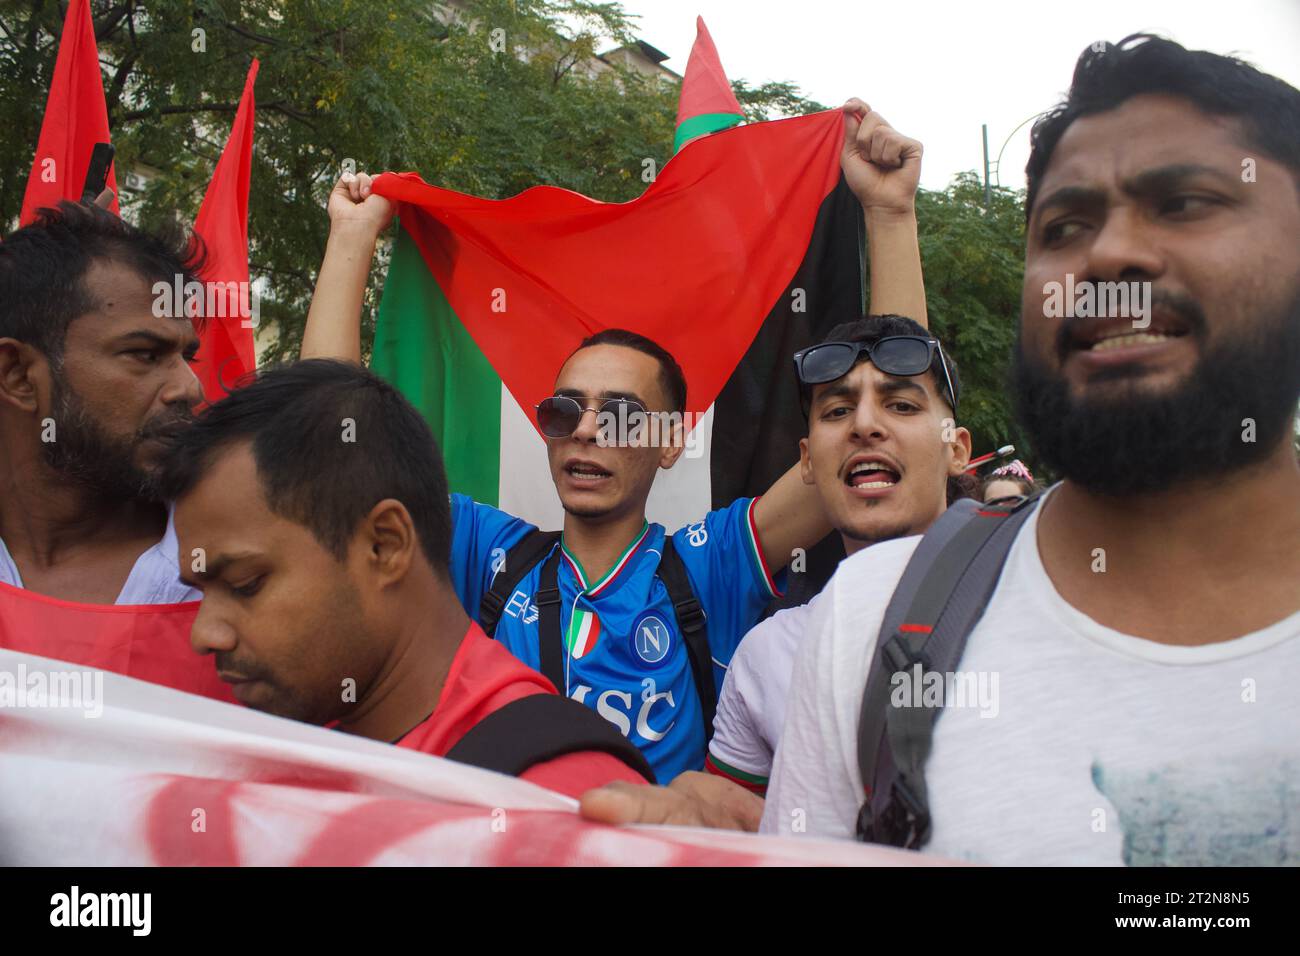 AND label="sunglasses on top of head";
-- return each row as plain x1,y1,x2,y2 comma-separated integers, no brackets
792,335,959,413
534,395,648,440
